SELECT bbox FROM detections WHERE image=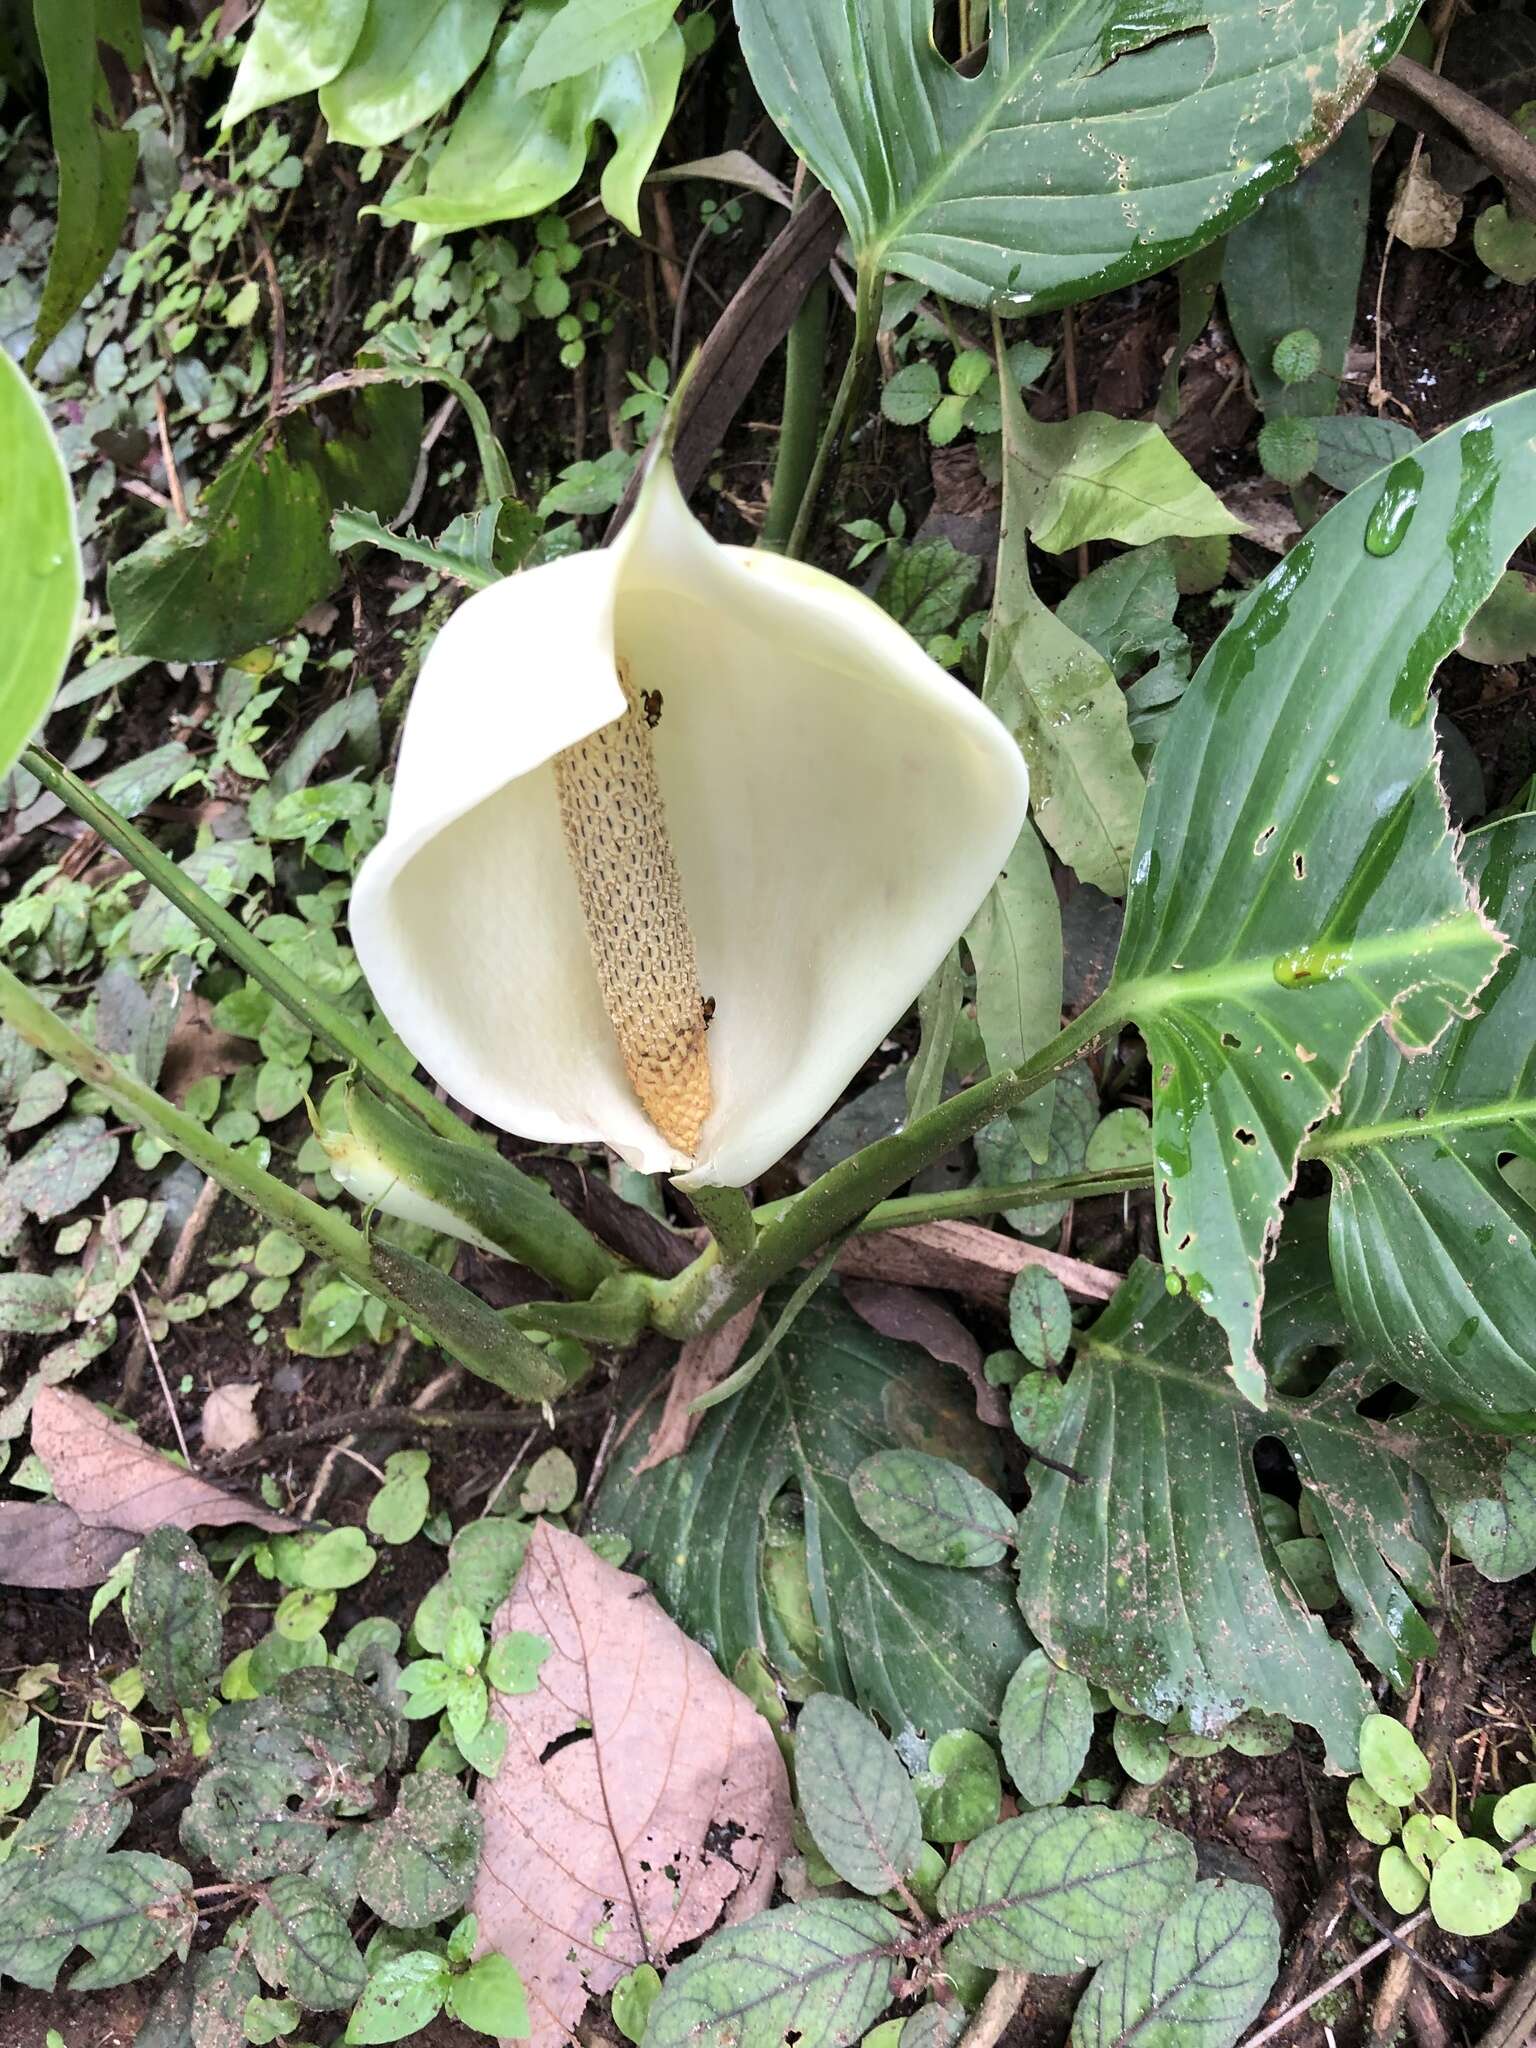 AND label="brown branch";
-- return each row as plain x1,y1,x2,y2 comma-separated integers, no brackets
1373,54,1536,217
